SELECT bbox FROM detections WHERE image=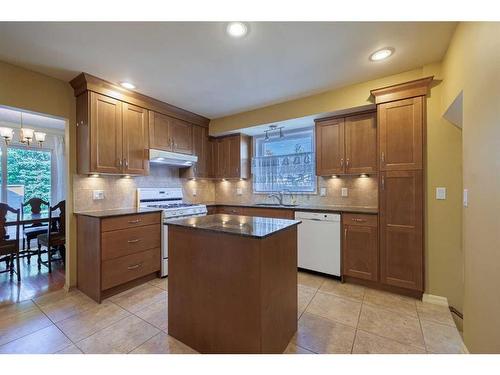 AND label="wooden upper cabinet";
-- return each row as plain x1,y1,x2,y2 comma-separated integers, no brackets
122,103,149,175
379,170,423,291
169,118,193,154
76,92,149,176
89,92,123,174
148,111,172,151
148,111,193,155
208,134,250,179
345,112,377,174
208,138,219,178
180,125,209,178
315,118,345,176
342,213,378,281
378,97,423,171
